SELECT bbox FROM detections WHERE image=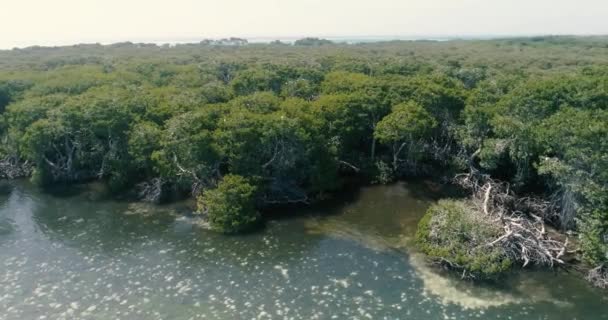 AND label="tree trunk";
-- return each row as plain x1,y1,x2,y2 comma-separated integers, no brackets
392,142,407,171
371,138,376,161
